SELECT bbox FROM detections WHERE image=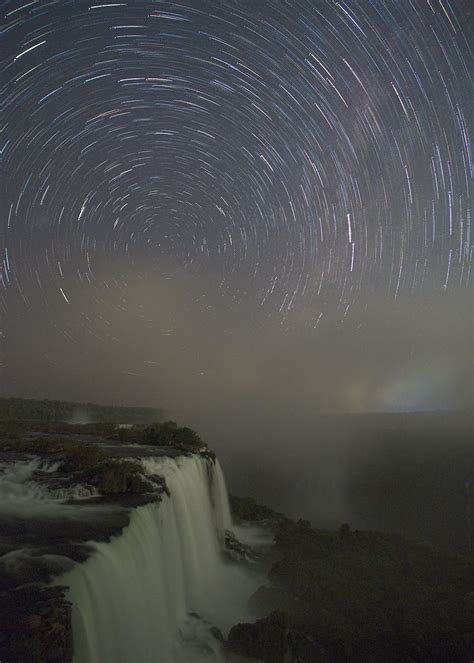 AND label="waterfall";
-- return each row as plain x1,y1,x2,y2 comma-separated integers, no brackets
212,460,233,535
56,455,257,663
0,457,98,516
0,458,59,502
